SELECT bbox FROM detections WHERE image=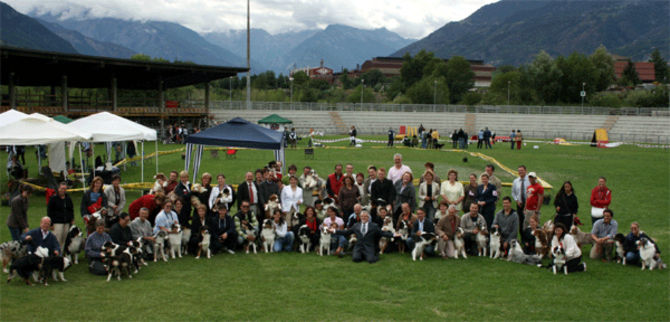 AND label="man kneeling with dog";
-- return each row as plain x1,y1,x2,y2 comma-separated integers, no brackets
85,219,112,275
331,211,388,263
